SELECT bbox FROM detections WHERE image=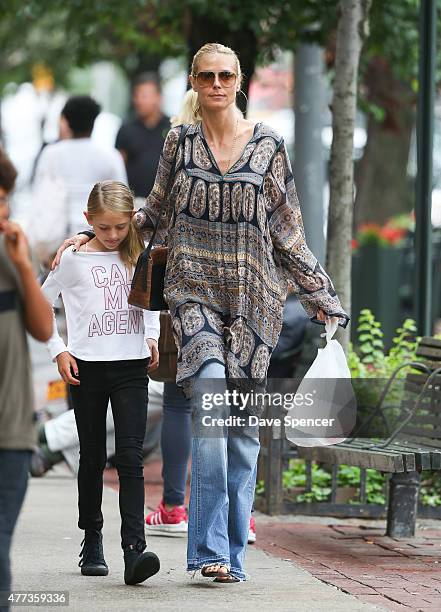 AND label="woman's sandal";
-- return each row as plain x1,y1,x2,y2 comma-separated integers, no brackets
213,572,241,584
201,564,228,578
